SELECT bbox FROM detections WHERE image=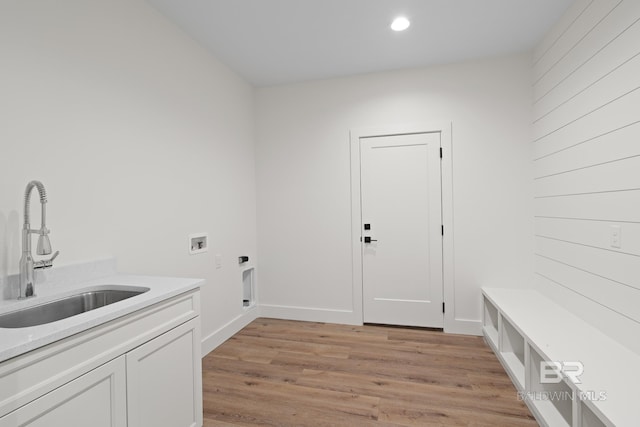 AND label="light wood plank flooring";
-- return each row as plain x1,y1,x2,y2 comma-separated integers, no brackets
202,318,537,426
